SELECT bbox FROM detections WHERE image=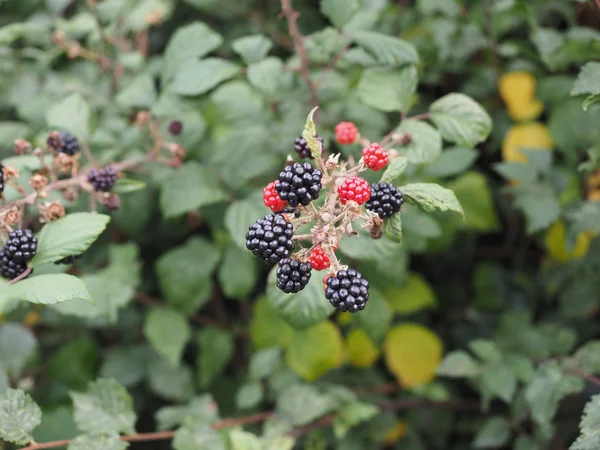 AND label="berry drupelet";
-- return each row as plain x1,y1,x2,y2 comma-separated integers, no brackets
362,143,389,171
276,258,312,293
335,121,358,145
324,268,370,313
263,182,287,212
365,182,404,219
246,213,295,264
4,229,37,264
294,135,323,159
55,254,81,265
310,247,330,271
338,176,371,205
58,132,81,156
88,165,117,192
0,250,29,280
275,162,323,208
